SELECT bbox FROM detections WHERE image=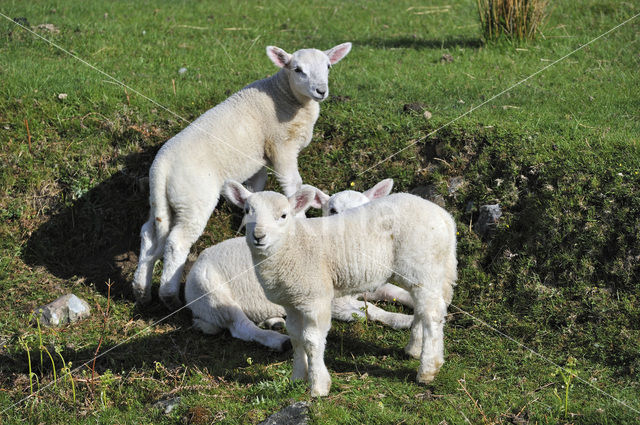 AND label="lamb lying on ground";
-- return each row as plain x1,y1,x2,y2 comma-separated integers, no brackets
223,180,457,396
132,42,352,309
184,179,413,352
